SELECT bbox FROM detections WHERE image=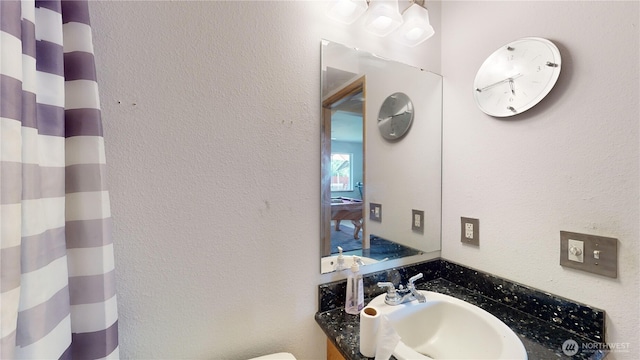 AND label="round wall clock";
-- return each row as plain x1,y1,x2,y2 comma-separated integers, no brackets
377,92,414,141
473,37,562,117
